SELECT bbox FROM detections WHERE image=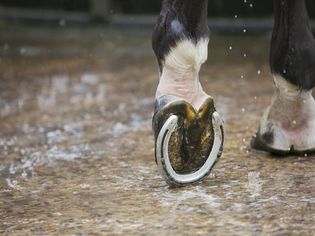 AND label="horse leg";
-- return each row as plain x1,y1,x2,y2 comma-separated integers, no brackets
152,0,224,186
252,0,315,155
